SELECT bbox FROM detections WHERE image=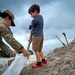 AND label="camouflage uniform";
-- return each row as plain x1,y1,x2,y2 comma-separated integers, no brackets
0,17,23,55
